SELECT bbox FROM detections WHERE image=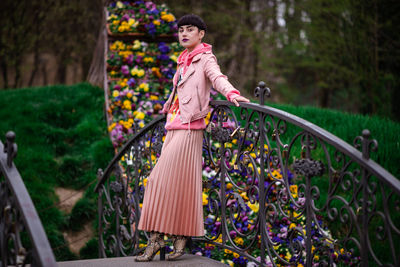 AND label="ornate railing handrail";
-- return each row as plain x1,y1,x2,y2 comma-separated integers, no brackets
0,131,57,267
210,100,400,193
94,114,166,192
